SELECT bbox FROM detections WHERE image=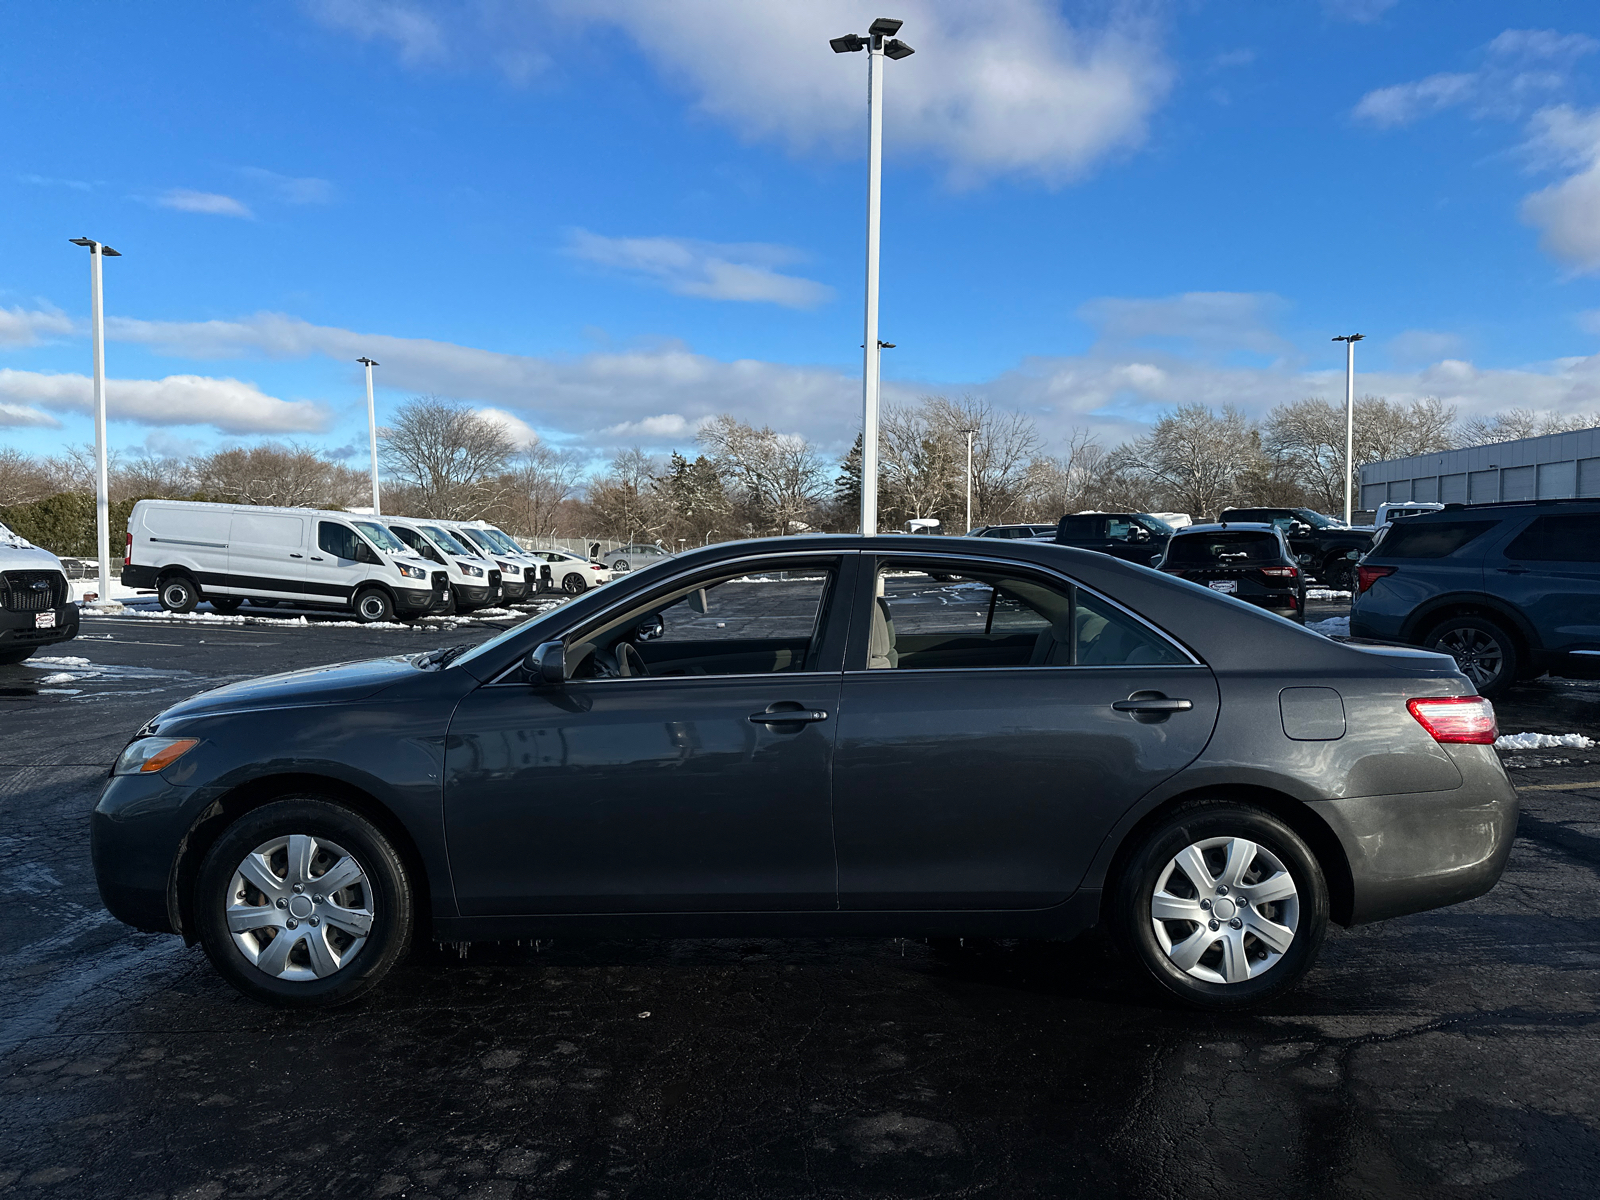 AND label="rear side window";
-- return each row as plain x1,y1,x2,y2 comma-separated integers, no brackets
1377,520,1497,559
317,522,361,560
1056,516,1103,540
1505,514,1600,563
1166,531,1282,563
1075,593,1190,666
